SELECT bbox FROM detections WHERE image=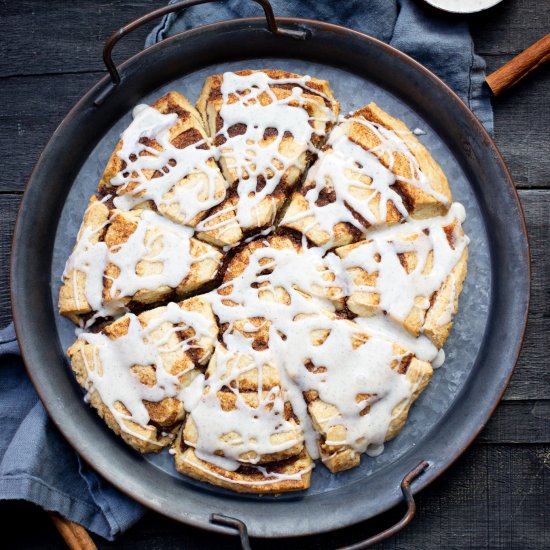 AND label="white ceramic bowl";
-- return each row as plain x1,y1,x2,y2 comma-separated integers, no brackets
423,0,505,14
